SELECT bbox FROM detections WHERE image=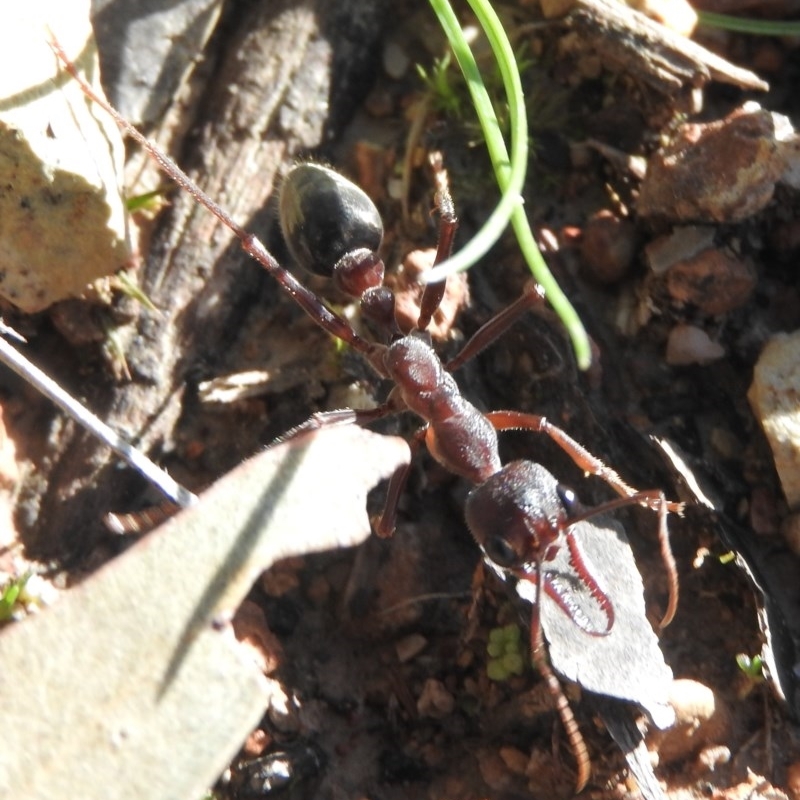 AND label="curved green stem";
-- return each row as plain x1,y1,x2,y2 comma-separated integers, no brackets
425,0,526,279
427,0,591,368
